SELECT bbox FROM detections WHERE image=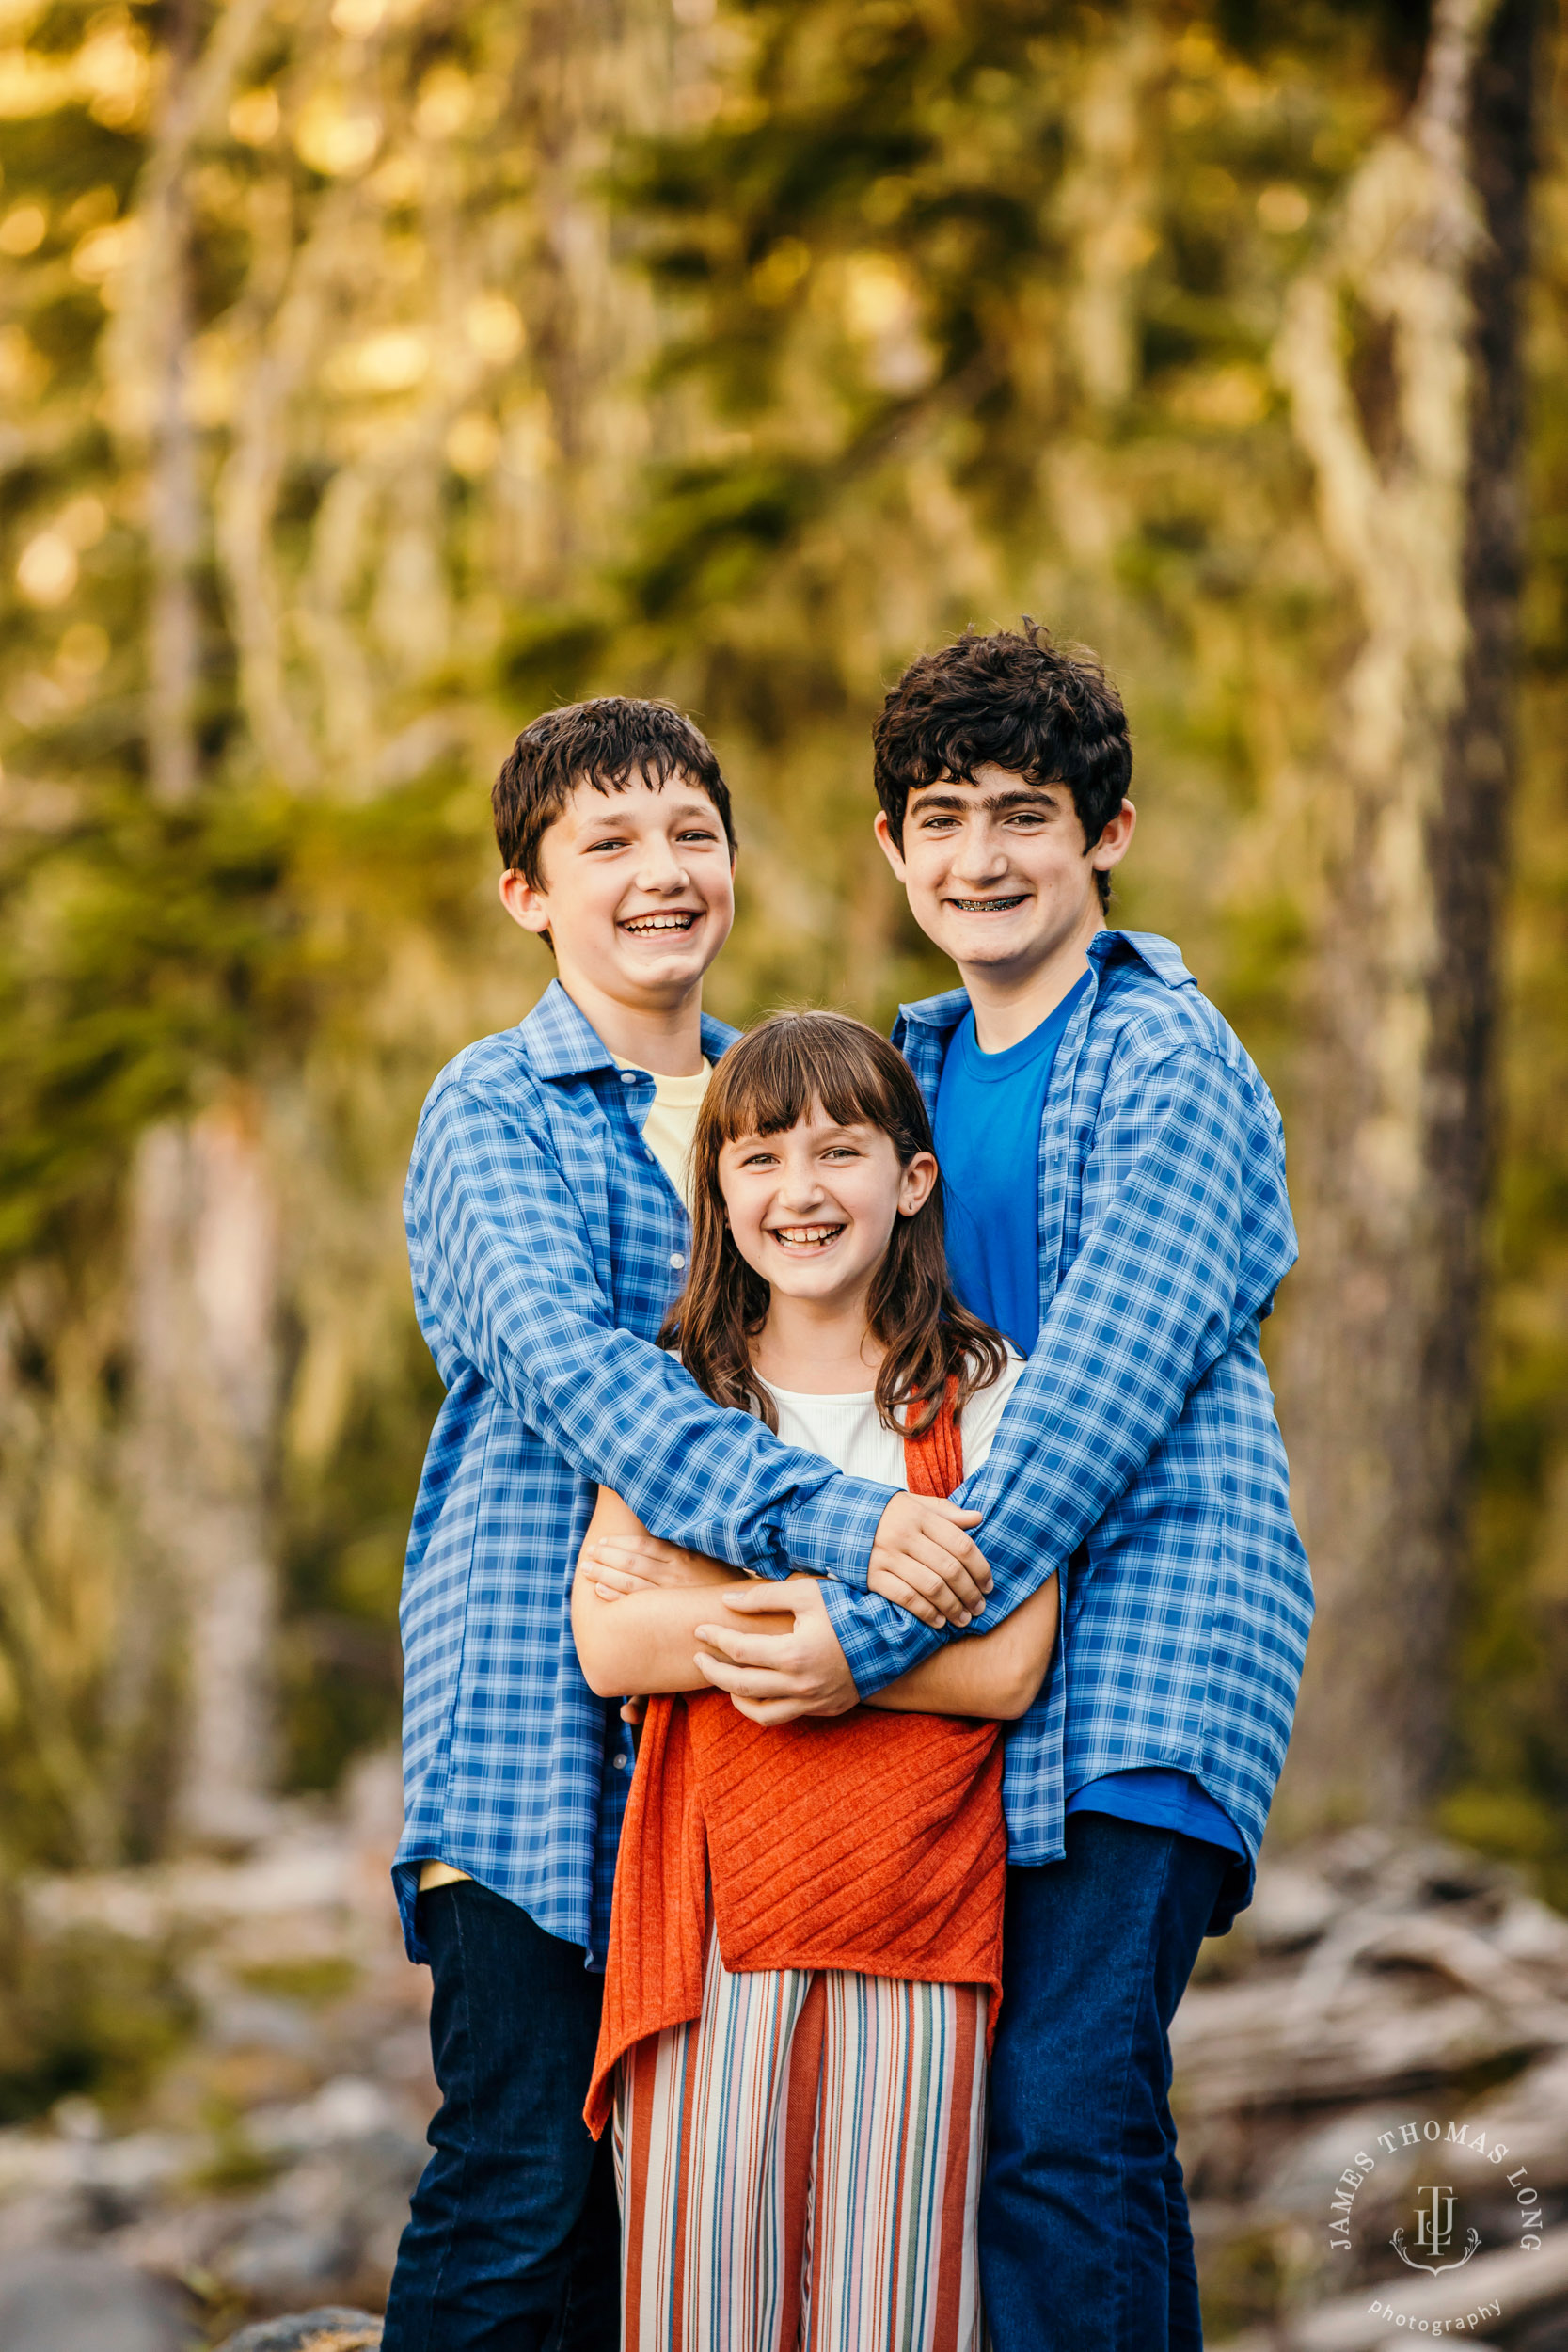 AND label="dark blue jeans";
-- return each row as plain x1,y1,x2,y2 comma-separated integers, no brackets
980,1814,1231,2352
381,1881,618,2352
